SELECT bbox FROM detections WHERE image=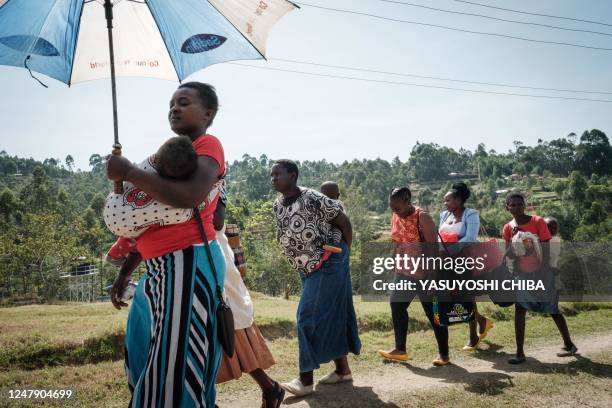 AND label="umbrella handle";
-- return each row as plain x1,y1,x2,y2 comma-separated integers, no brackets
112,143,124,194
